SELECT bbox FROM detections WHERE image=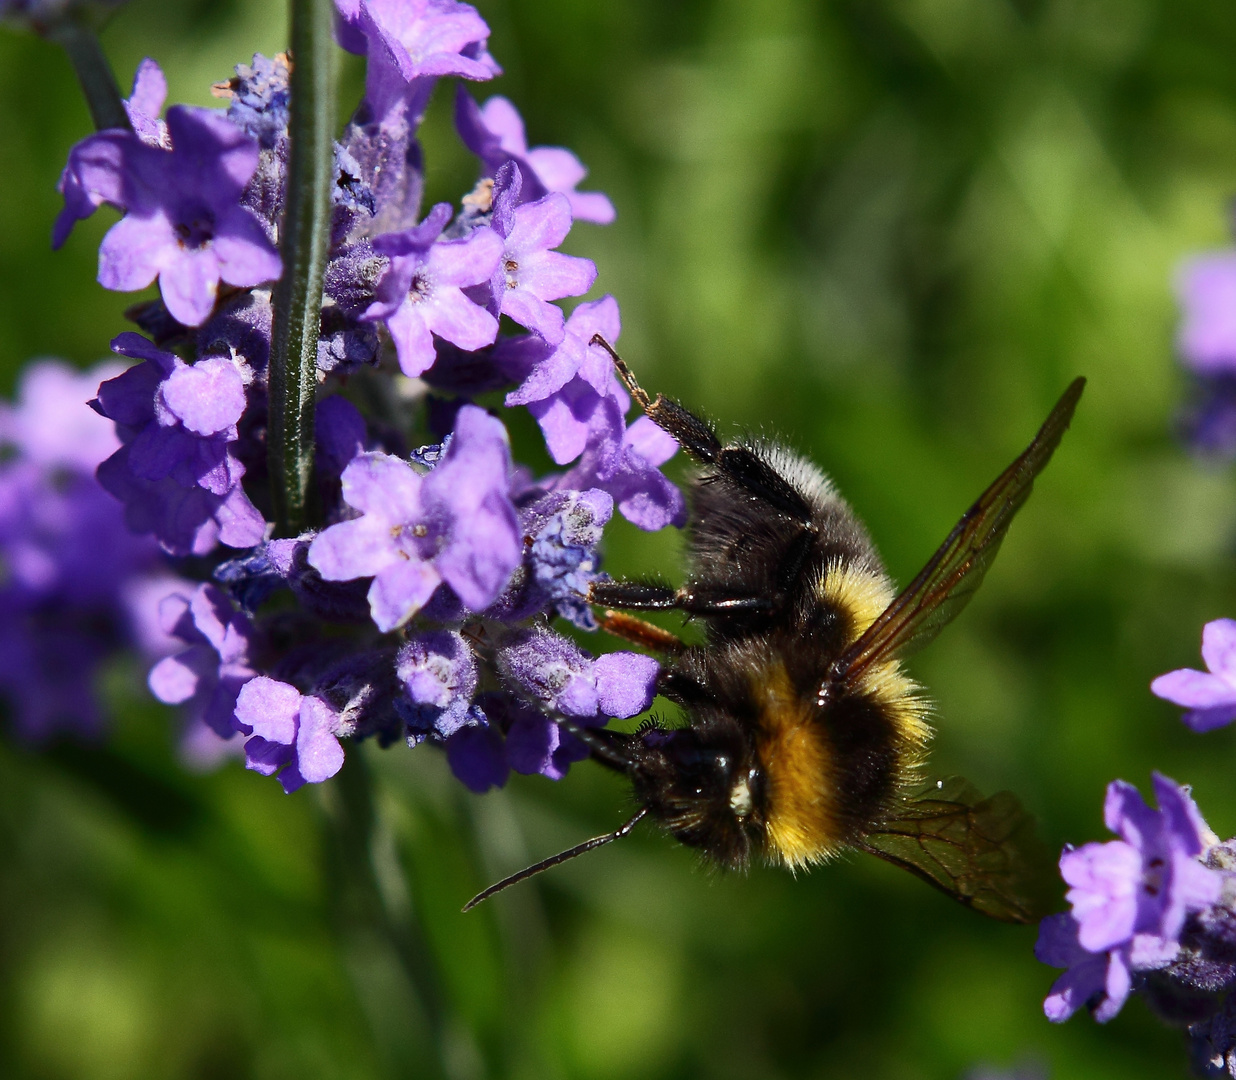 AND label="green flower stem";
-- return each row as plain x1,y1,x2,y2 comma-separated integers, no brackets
47,20,128,132
268,0,335,536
